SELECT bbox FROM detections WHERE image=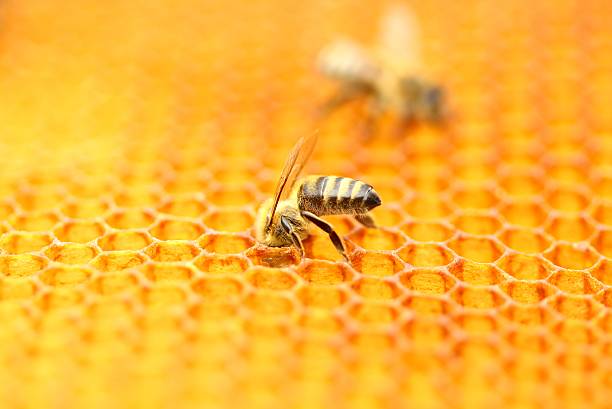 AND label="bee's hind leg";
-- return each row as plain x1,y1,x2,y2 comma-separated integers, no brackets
301,211,348,261
354,213,377,228
281,216,305,258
